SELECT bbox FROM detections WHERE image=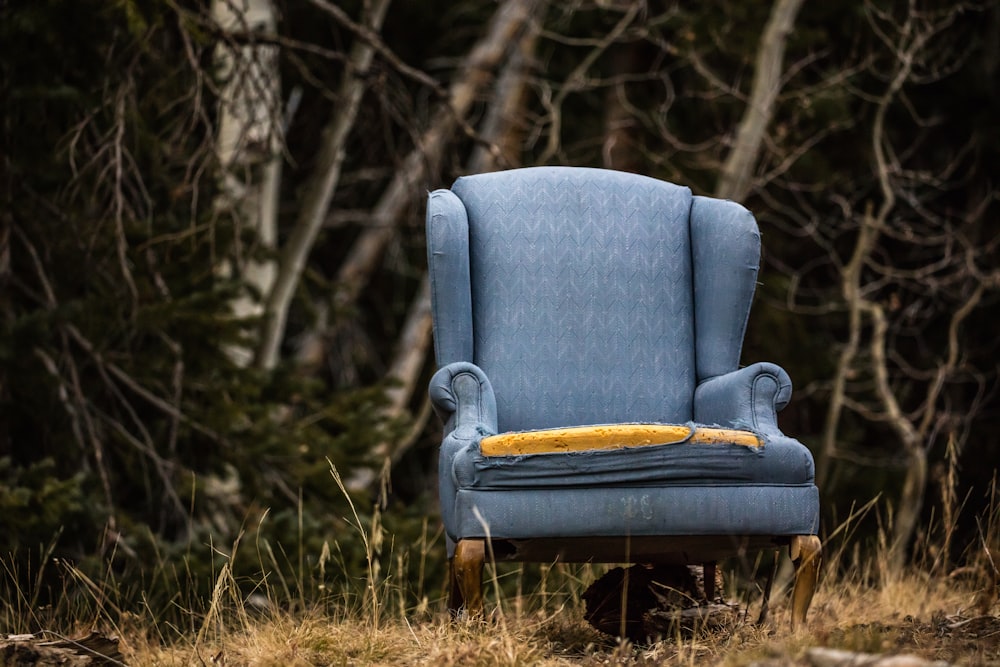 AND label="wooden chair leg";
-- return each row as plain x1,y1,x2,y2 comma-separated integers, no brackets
789,535,822,629
449,538,485,618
